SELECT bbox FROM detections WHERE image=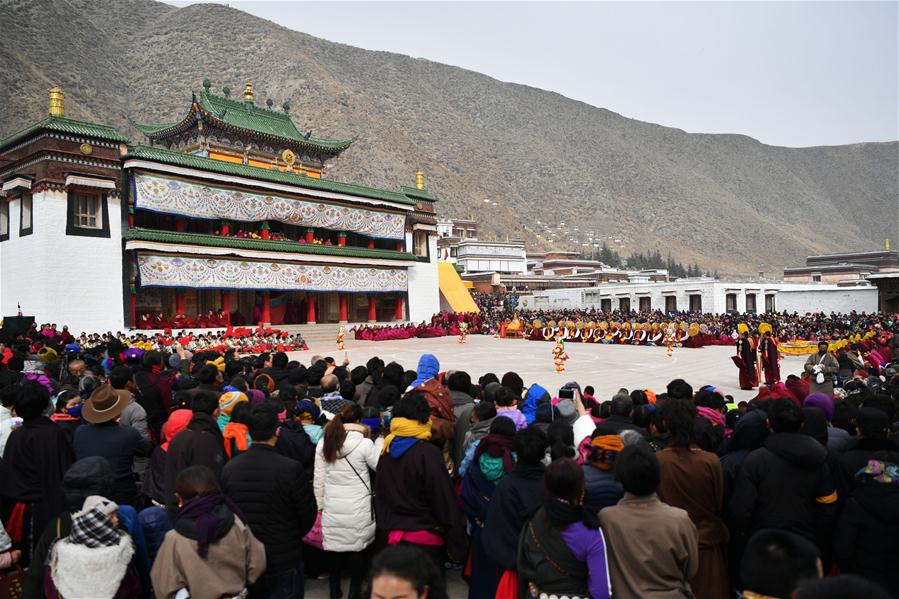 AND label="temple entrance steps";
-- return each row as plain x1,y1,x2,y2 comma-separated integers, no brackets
278,322,403,348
